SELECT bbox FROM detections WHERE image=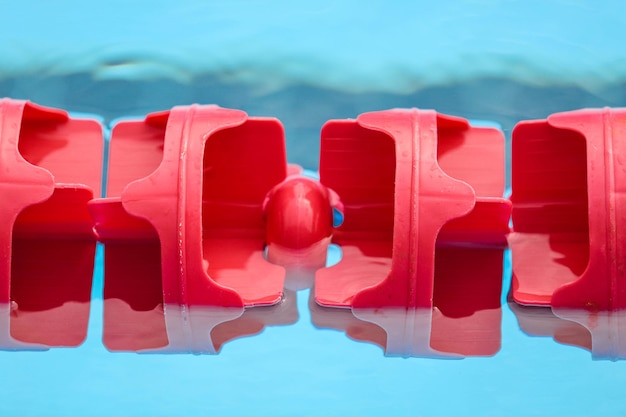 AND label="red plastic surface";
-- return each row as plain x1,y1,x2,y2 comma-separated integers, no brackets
264,175,336,290
0,98,102,348
6,96,626,356
312,109,508,357
510,108,626,311
315,109,510,309
89,105,292,349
